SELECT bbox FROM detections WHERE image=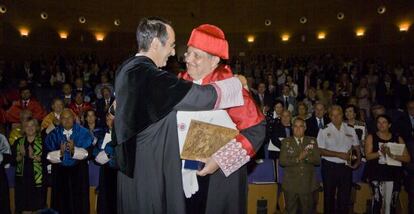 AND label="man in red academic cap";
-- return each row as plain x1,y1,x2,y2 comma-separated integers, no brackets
178,24,266,214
